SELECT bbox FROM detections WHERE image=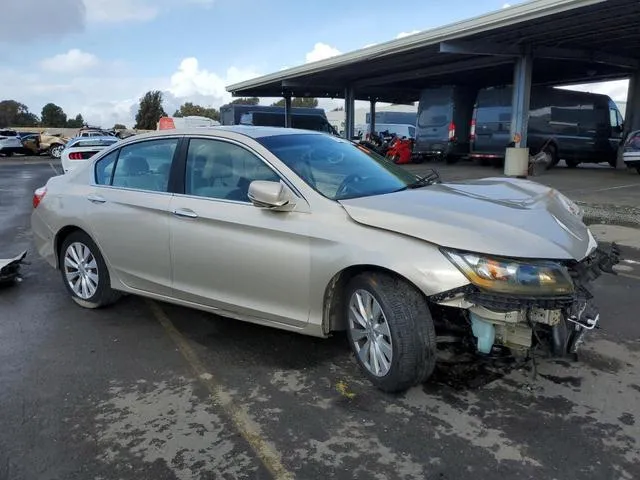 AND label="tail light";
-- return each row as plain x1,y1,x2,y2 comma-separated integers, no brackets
33,186,47,209
448,122,456,141
470,119,476,141
68,152,83,160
